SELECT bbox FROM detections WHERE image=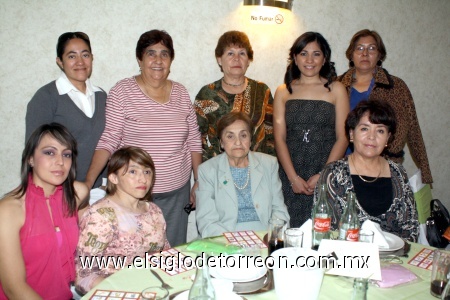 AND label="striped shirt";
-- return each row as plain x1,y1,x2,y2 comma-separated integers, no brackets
97,77,201,193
